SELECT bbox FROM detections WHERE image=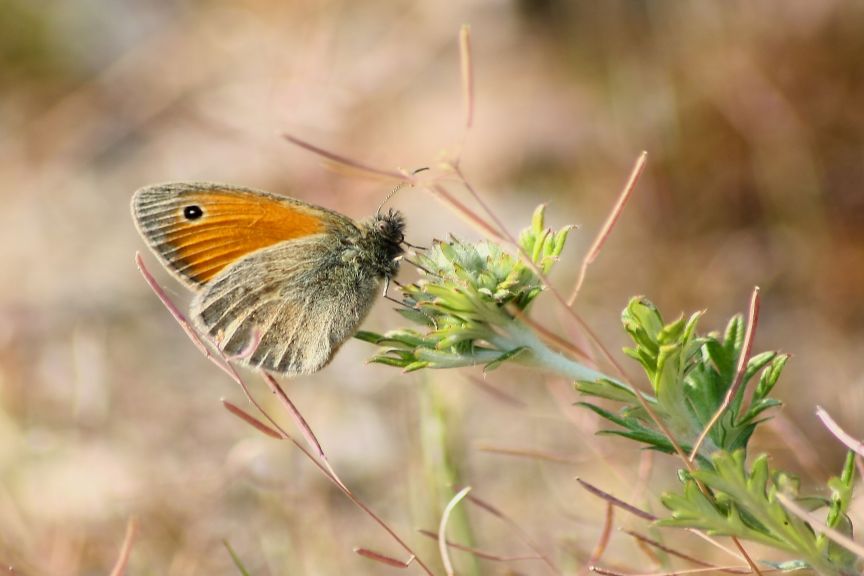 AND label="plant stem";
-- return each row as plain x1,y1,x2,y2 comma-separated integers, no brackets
503,321,611,382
